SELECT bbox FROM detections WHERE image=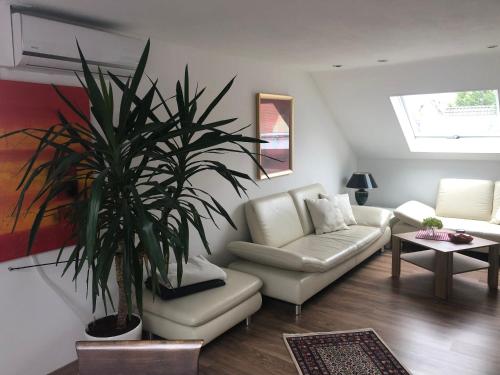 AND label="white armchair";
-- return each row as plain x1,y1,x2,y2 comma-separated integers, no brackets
392,179,500,251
